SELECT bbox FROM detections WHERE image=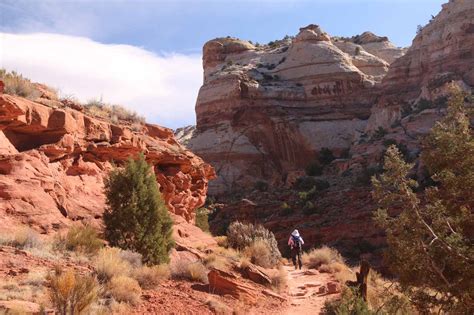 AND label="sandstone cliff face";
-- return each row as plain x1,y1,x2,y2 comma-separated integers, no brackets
366,0,474,132
189,25,405,194
188,0,472,265
0,92,215,235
